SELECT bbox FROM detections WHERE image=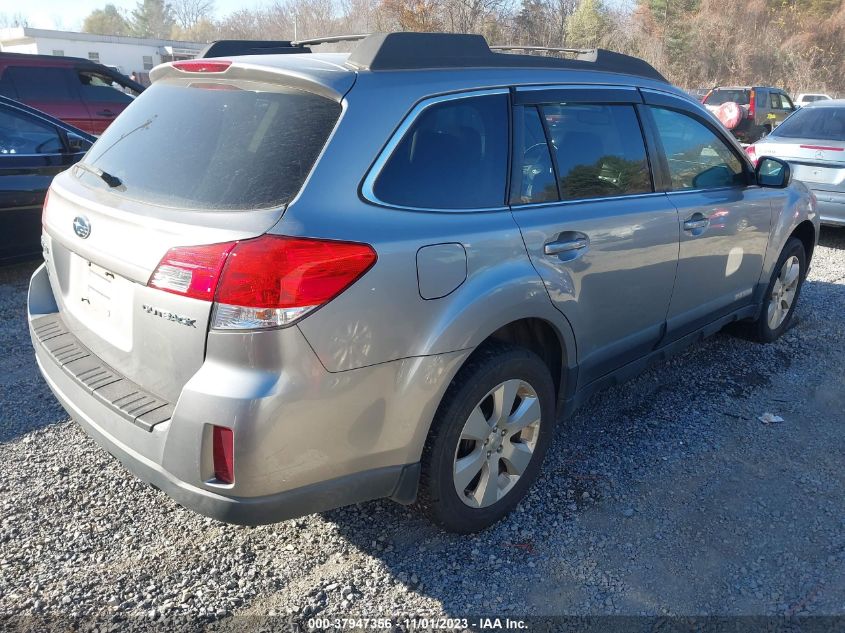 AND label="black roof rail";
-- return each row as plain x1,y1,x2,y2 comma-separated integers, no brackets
347,32,668,83
291,34,370,47
490,45,592,54
201,34,370,58
200,32,667,83
200,40,309,58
